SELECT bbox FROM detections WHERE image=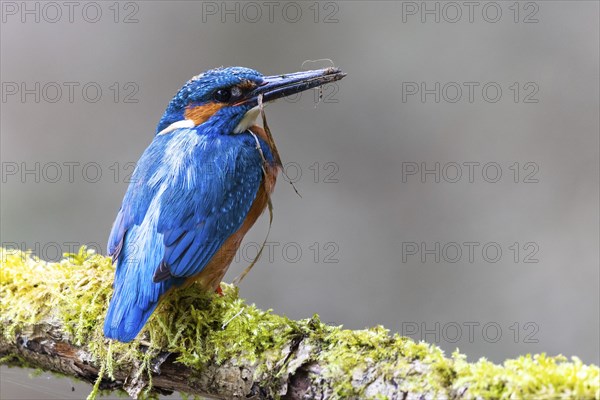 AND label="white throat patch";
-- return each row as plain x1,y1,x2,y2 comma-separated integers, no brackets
234,106,261,134
157,119,195,135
